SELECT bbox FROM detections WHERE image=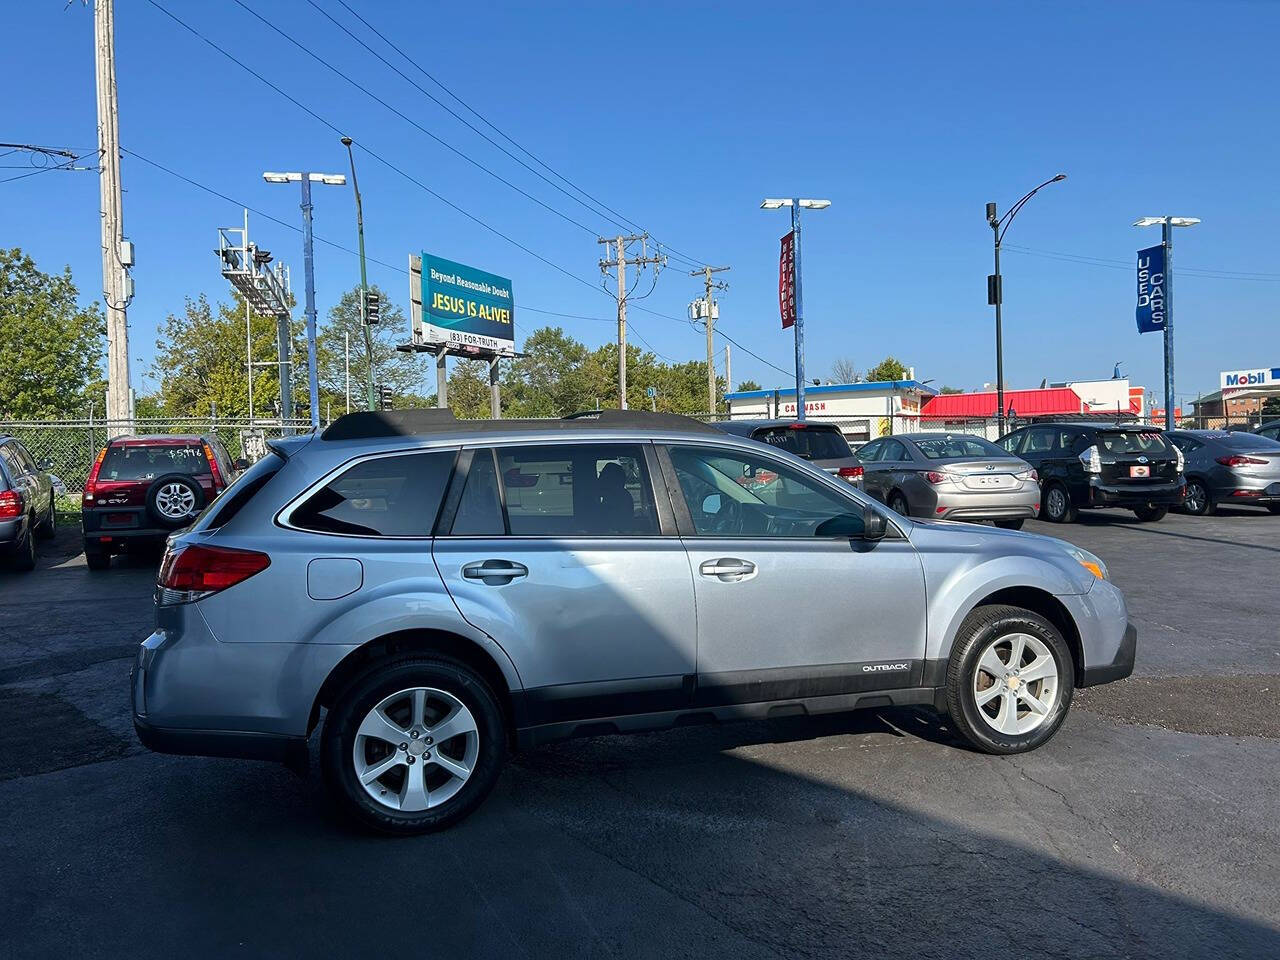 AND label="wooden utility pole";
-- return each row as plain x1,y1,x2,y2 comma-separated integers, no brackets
691,265,730,415
95,0,131,435
599,234,664,409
